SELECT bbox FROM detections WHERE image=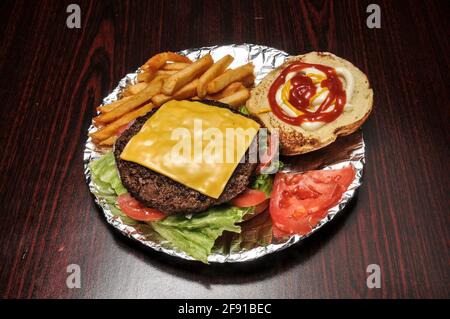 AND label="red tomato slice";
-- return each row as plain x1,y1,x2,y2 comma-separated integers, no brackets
116,120,136,136
230,189,267,207
256,131,280,174
117,193,166,222
307,166,356,189
270,166,355,237
116,124,129,136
